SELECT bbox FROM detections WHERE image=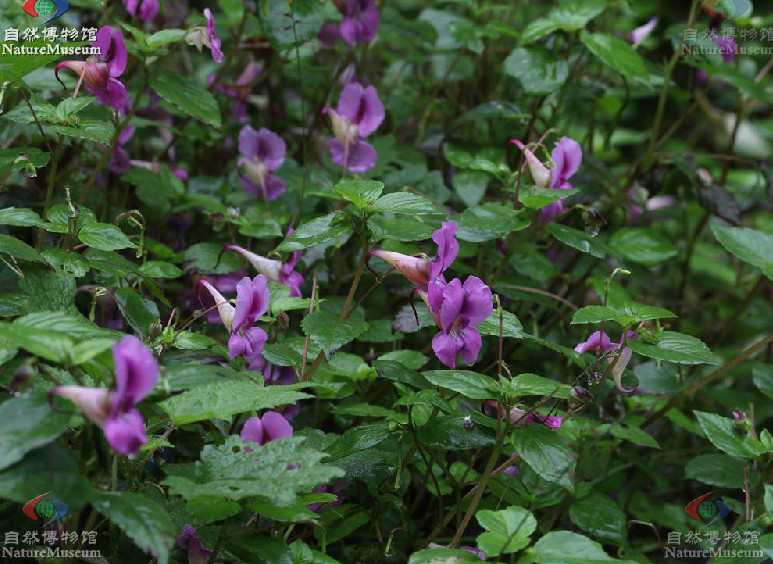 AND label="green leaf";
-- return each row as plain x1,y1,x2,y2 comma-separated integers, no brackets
580,31,649,81
275,213,353,252
372,192,438,215
546,224,606,258
511,425,575,491
609,424,659,449
114,287,160,338
498,373,570,399
259,0,326,48
55,96,94,120
527,530,639,564
608,227,677,266
42,249,89,276
262,343,303,367
569,493,626,545
0,234,44,262
694,411,757,459
477,308,524,339
629,331,716,365
0,207,47,228
0,41,76,80
334,179,384,209
139,261,182,279
91,491,176,564
457,203,529,242
753,365,773,400
765,485,773,519
571,303,676,326
418,414,496,450
711,222,773,280
422,370,494,399
18,266,77,311
367,215,435,242
0,148,50,177
503,46,569,95
521,0,607,44
685,454,757,488
519,186,580,210
146,29,186,49
159,381,312,425
0,392,73,471
301,311,369,353
476,506,537,556
150,72,221,127
408,548,484,563
48,120,116,145
0,321,74,363
452,170,488,207
78,223,138,251
163,436,344,505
